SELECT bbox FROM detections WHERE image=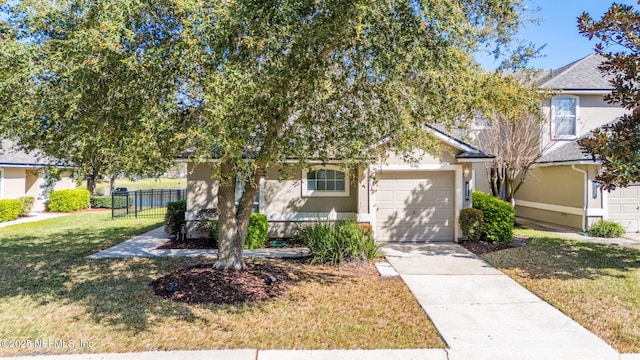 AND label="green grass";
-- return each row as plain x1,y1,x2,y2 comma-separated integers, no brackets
483,228,640,353
0,212,443,355
78,177,186,195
